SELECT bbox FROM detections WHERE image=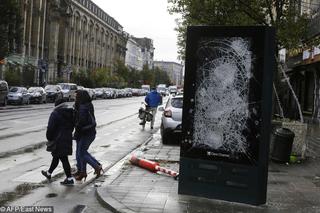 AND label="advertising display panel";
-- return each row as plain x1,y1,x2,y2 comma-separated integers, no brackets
178,26,275,205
